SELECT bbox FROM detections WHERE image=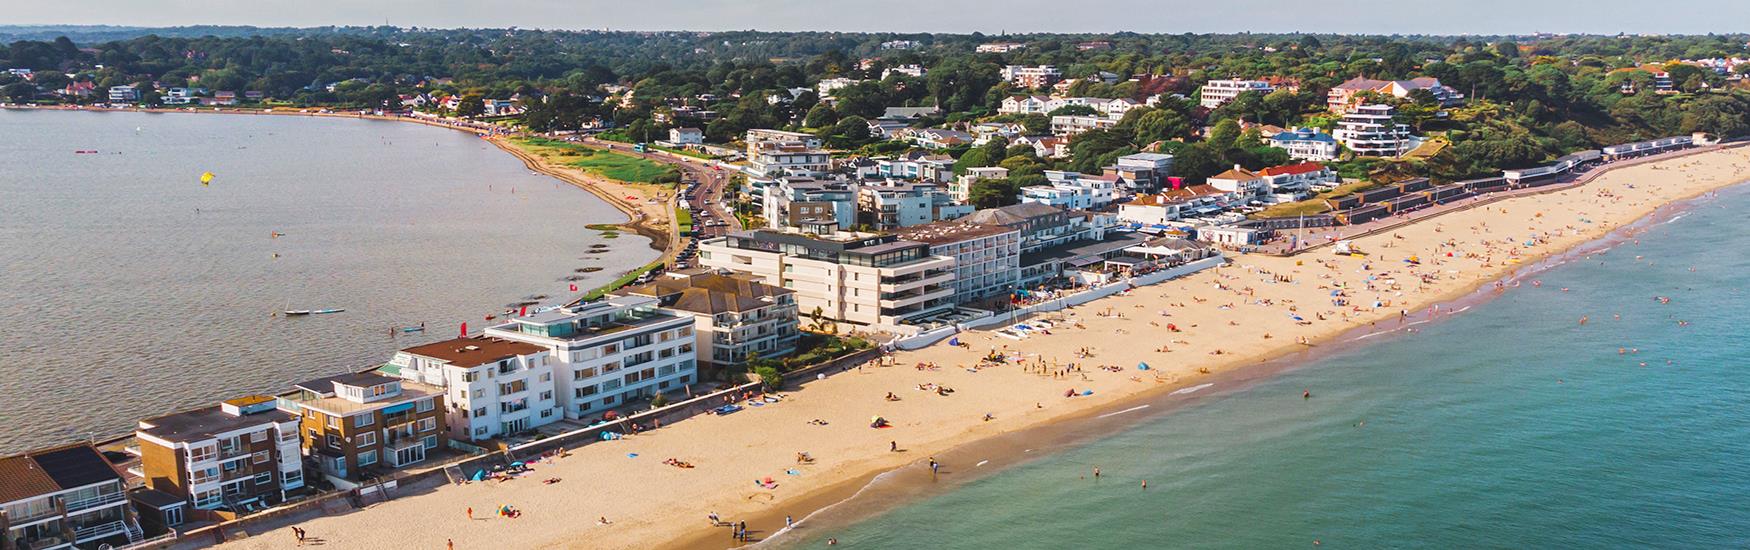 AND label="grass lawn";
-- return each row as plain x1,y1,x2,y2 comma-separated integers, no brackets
580,262,663,301
513,137,681,183
676,206,694,233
